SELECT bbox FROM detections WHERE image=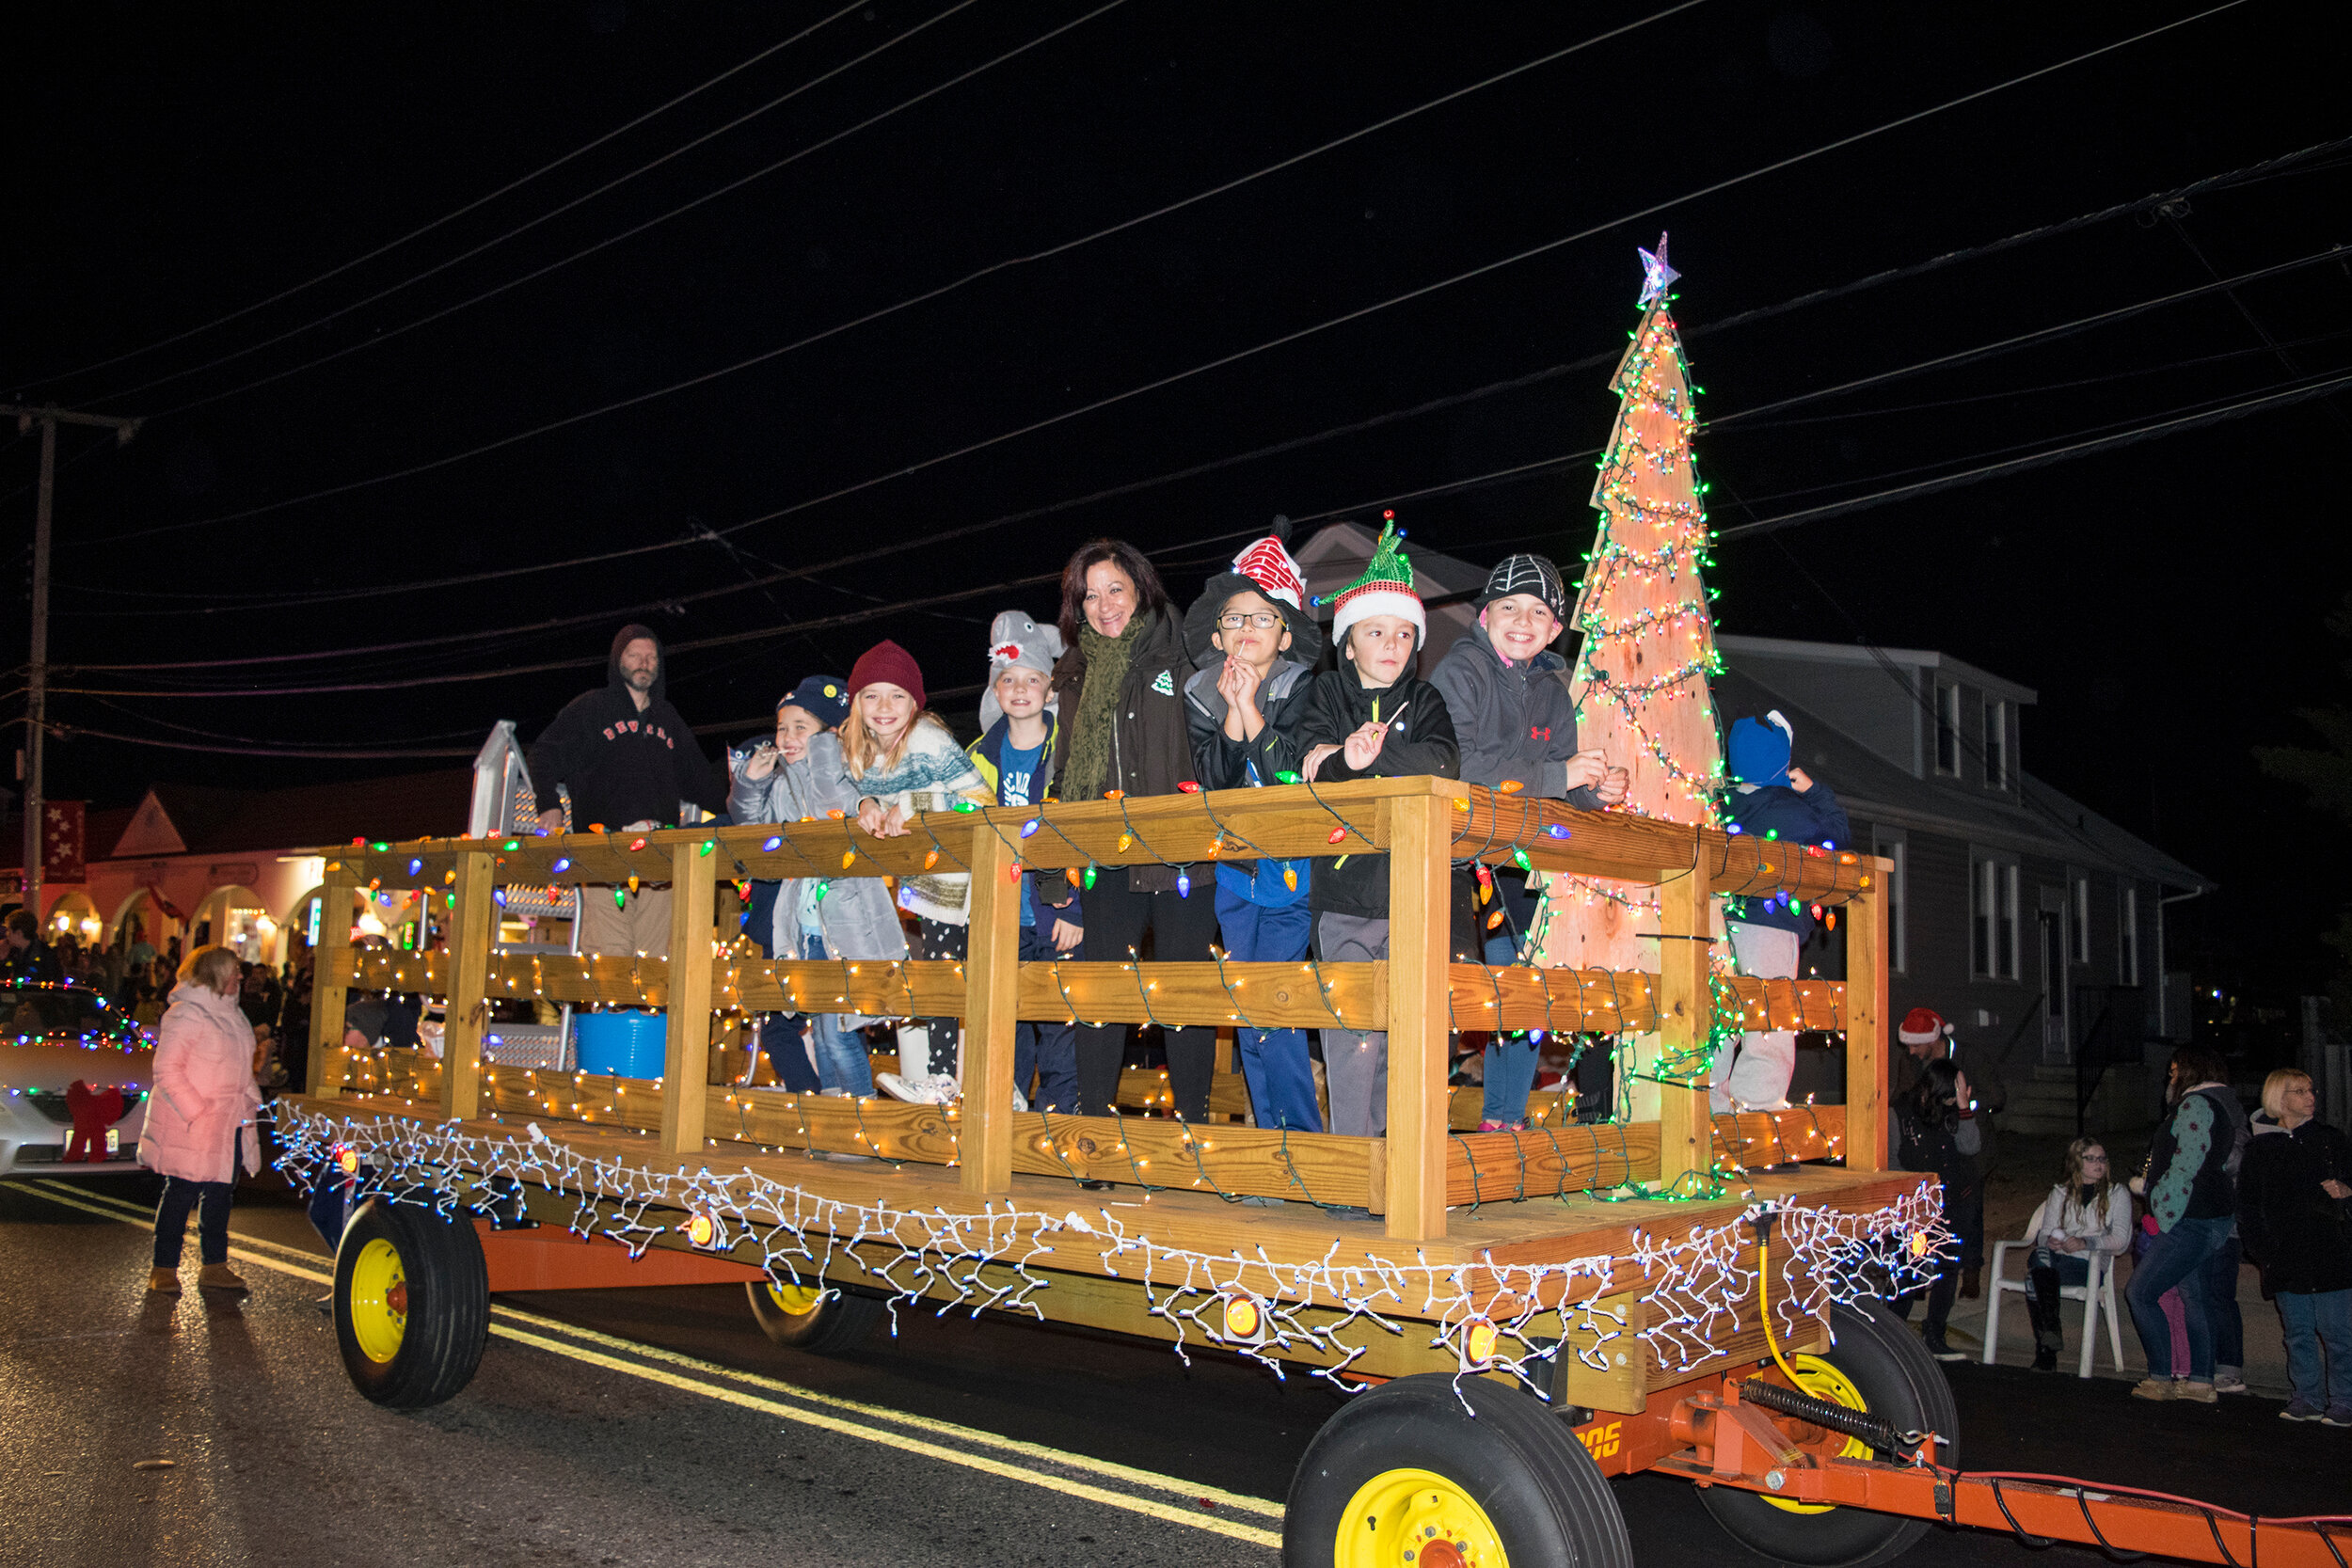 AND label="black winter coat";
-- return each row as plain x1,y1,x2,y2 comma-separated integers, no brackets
1049,610,1199,895
2238,1118,2352,1296
1295,665,1460,920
